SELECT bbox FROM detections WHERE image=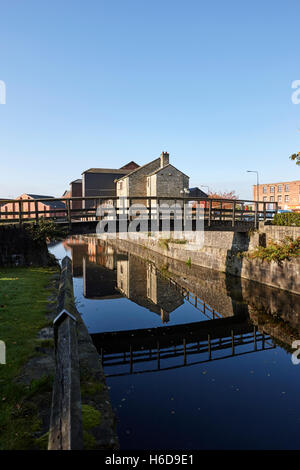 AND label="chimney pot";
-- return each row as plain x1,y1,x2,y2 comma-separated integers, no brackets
160,151,169,168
